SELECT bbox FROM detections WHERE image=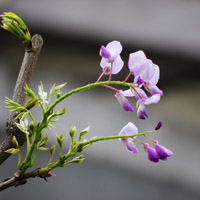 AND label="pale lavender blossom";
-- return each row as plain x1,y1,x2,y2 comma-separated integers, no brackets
154,141,173,160
144,64,163,96
128,50,147,73
118,122,139,154
100,41,124,75
133,59,155,86
128,51,163,96
115,90,134,112
122,87,161,119
144,143,159,163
